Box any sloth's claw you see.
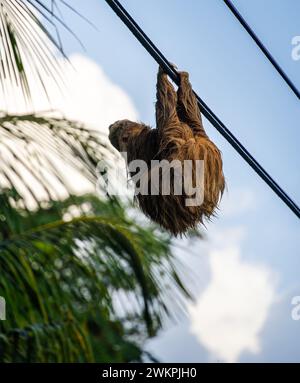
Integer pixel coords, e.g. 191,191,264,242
168,62,178,71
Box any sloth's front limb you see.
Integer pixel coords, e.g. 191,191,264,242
155,67,192,152
177,71,206,137
155,67,180,133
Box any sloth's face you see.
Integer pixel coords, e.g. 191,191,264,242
108,119,135,152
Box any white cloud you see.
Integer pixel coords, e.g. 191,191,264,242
188,189,275,363
46,54,138,130
5,53,138,132
189,245,275,362
2,54,137,201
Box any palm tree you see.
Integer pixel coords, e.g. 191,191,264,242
0,1,190,362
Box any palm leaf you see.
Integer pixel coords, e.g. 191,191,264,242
0,0,86,104
0,191,190,362
0,112,113,207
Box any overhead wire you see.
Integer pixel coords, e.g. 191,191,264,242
223,0,300,100
105,0,300,219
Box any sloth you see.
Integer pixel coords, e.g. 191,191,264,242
109,66,225,235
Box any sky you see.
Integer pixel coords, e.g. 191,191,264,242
17,0,300,362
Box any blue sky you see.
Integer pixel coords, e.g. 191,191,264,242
50,0,300,362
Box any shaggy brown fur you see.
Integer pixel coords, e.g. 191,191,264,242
109,67,225,235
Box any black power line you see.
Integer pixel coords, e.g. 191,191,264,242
224,0,300,100
105,0,300,220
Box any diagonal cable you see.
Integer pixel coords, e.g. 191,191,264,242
224,0,300,100
105,0,300,220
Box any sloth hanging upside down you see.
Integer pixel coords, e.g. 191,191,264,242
109,66,225,236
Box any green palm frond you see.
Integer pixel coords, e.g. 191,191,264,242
0,112,113,207
0,0,85,104
0,113,192,362
0,191,190,362
0,2,194,362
